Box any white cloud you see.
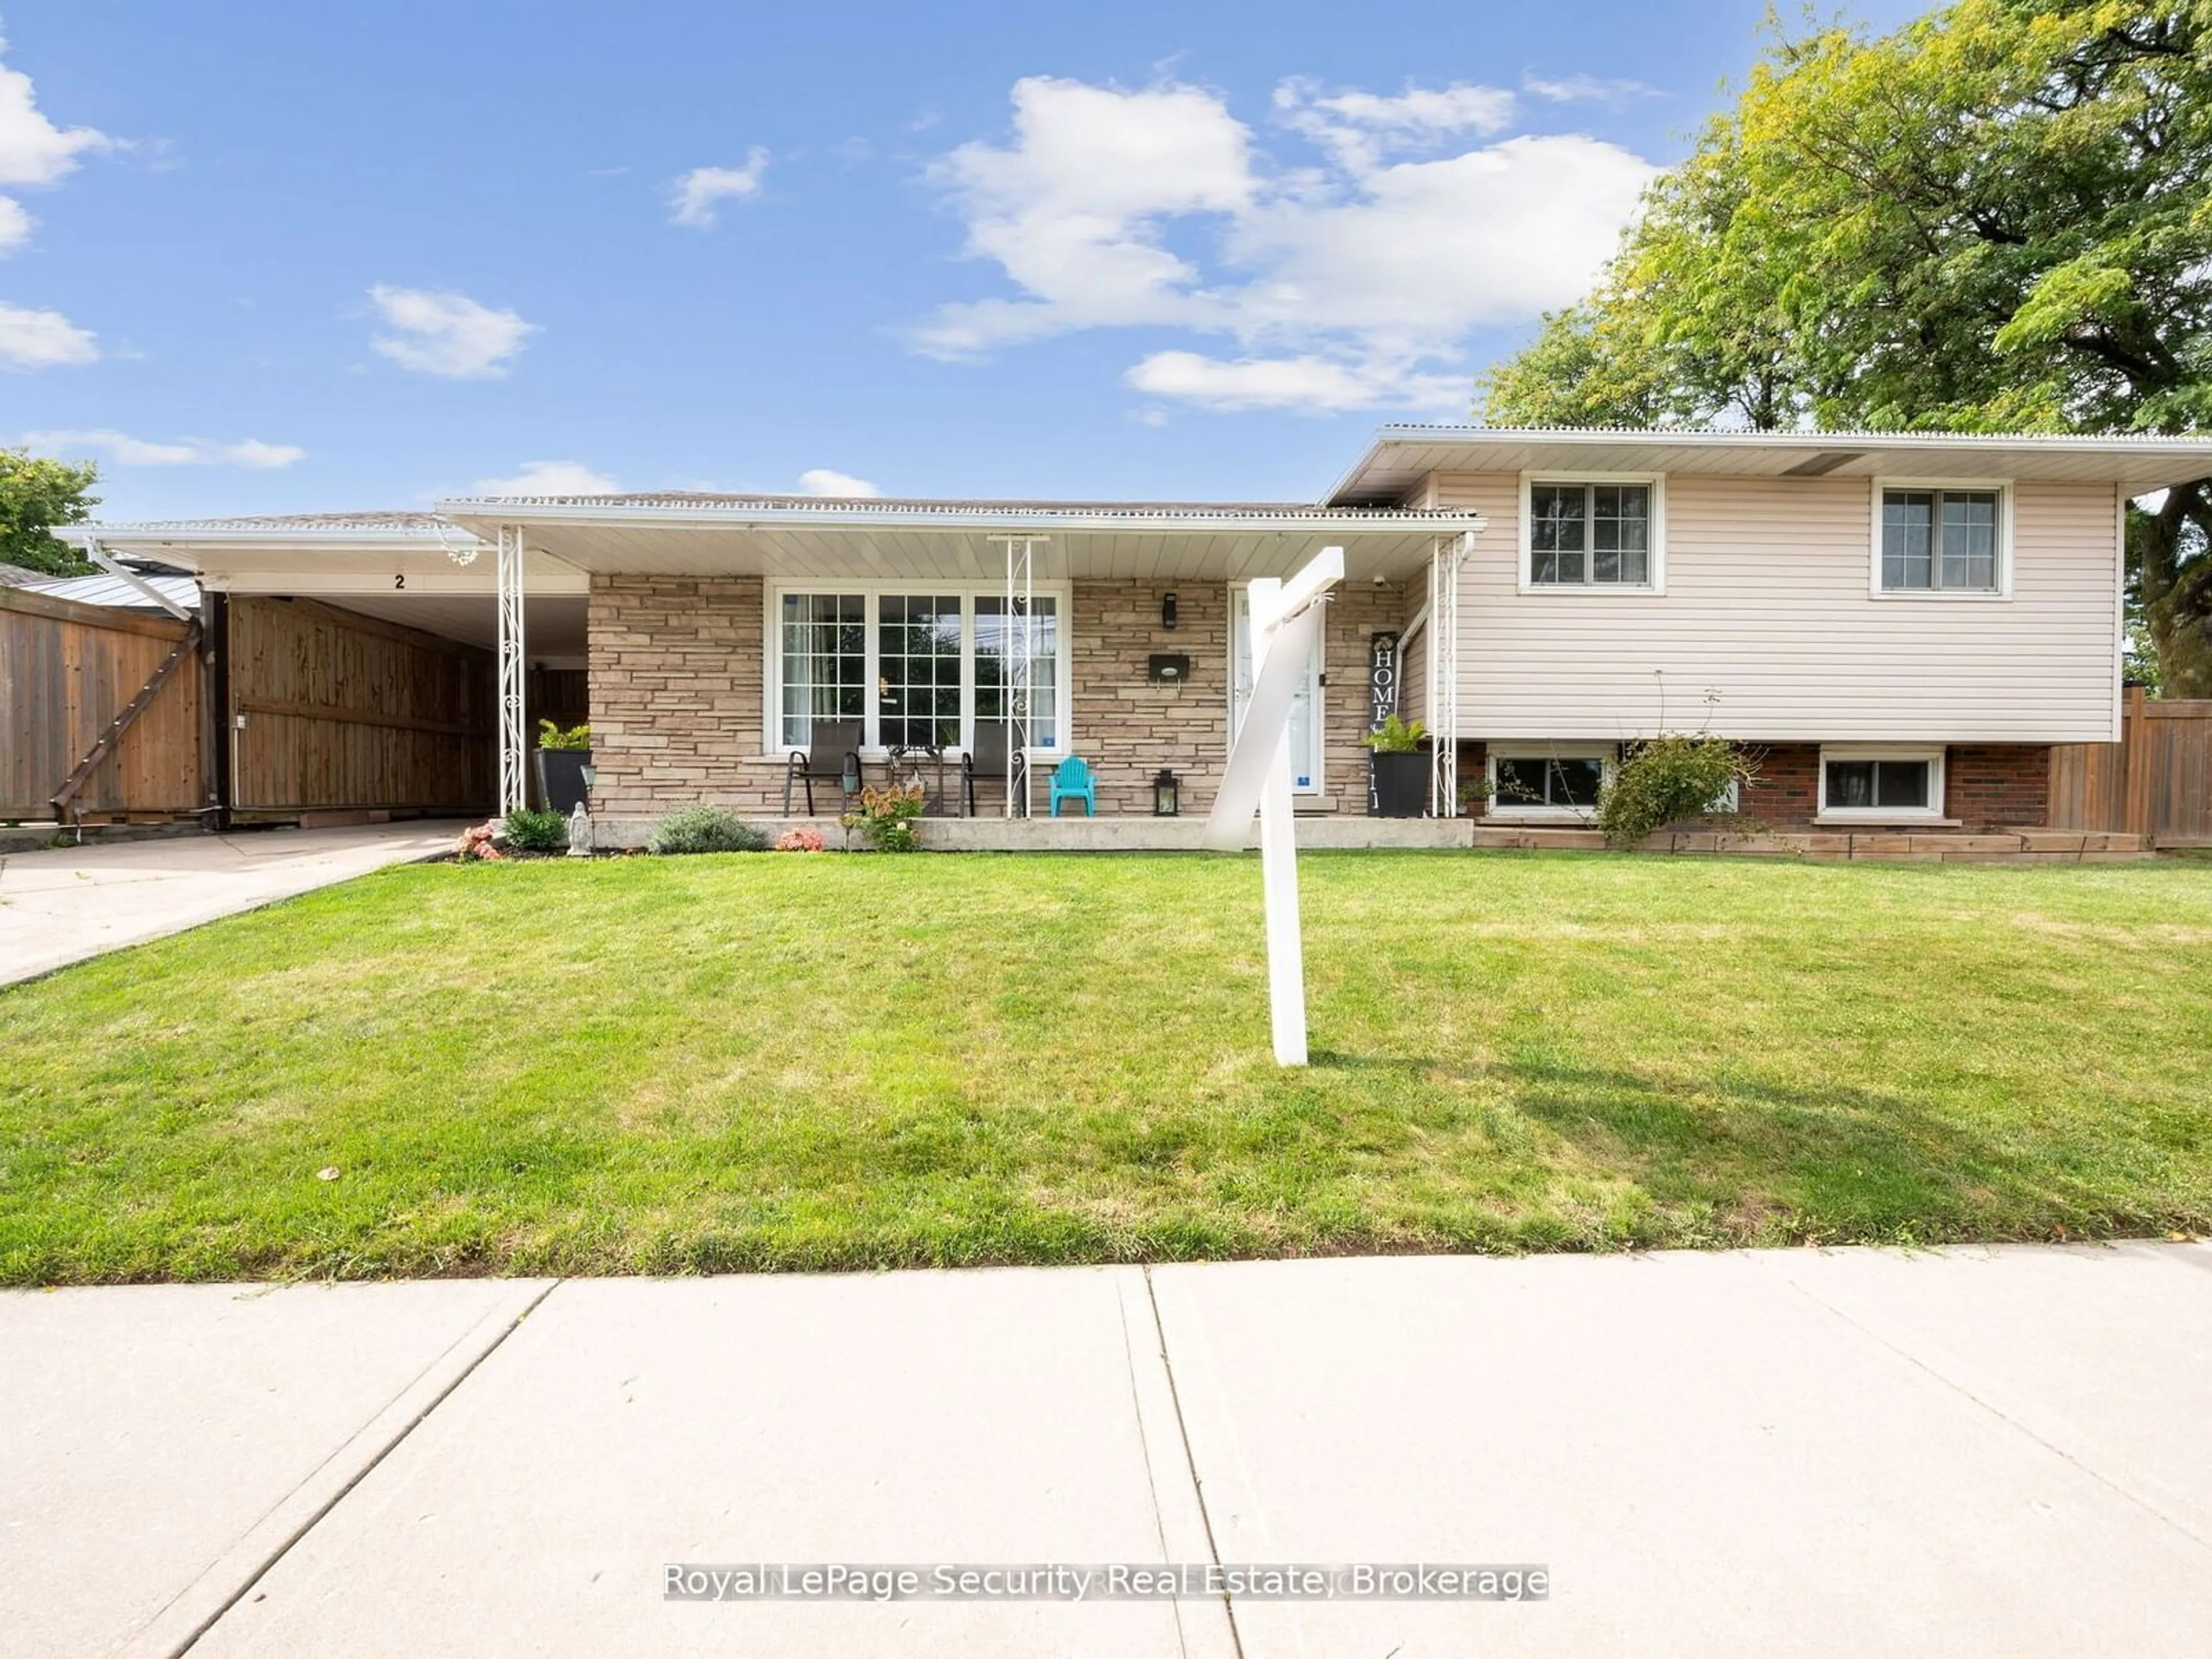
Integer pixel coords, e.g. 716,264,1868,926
1522,72,1662,105
1125,351,1463,414
470,459,619,496
669,148,769,228
914,77,1255,357
18,428,304,467
914,75,1656,414
797,467,880,497
0,194,28,255
0,300,96,368
0,33,115,187
368,285,537,379
1274,77,1516,172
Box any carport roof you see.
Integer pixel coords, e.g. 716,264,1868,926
75,495,1486,585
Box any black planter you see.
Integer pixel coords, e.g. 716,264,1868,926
533,748,592,815
1368,750,1429,817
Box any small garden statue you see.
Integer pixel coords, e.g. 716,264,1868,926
566,801,594,858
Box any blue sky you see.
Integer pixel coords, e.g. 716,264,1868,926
3,0,1929,521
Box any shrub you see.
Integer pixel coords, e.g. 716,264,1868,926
1597,735,1756,847
774,827,827,853
503,807,571,851
648,805,771,854
537,719,591,751
842,782,925,852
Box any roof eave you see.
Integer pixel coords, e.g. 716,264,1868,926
435,499,1487,536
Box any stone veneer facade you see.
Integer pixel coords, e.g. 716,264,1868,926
588,571,1424,827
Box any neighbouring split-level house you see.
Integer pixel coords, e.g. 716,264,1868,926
67,426,2212,847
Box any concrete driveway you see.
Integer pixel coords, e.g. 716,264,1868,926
0,821,467,985
3,1244,2207,1658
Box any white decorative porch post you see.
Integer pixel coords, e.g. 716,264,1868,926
497,524,528,819
990,535,1043,817
1205,546,1344,1066
1429,531,1471,816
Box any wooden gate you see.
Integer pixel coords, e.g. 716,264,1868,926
0,587,207,822
2048,687,2212,846
225,596,495,819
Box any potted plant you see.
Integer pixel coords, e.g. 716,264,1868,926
533,719,593,815
1362,713,1430,817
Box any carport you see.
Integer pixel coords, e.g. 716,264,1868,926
57,514,588,826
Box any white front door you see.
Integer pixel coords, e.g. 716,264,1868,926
1230,585,1323,794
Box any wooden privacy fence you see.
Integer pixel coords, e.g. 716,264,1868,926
0,586,207,822
225,596,494,819
2048,687,2212,846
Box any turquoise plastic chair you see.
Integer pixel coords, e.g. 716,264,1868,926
1048,755,1097,817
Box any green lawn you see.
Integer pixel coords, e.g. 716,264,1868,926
4,851,2209,1282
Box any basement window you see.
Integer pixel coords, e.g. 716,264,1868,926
1487,747,1613,819
1818,745,1946,819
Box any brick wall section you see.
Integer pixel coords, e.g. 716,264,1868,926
1740,743,1820,829
1947,744,2051,828
588,574,785,817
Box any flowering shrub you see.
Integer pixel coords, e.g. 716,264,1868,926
774,827,827,853
842,782,925,852
455,821,505,861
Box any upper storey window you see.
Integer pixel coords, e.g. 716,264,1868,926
1525,478,1660,589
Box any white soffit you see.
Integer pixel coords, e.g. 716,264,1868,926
1327,426,2212,504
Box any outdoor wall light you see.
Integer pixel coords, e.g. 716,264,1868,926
1161,592,1179,630
579,763,598,794
1154,768,1180,817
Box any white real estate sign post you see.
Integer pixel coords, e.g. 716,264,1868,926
1204,546,1344,1067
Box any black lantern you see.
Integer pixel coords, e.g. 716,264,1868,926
1153,768,1179,817
1161,592,1179,630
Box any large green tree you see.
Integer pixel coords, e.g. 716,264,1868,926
1480,1,2212,694
1,448,100,577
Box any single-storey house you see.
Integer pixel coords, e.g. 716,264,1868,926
67,426,2212,846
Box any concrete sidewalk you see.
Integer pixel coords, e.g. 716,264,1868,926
3,1245,2207,1658
0,821,467,985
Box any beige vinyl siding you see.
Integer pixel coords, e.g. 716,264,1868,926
1399,624,1427,727
1430,472,2122,744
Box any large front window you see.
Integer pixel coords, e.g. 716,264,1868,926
877,594,963,749
773,586,1065,753
975,594,1060,750
778,593,865,747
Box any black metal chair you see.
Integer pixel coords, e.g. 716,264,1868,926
961,721,1028,817
783,718,863,815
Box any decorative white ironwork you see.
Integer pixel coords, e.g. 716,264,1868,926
1428,531,1471,816
496,525,528,819
990,535,1044,818
432,517,482,567
1204,546,1344,1067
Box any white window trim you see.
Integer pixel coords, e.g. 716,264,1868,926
1868,477,2013,601
1816,743,1948,821
1228,582,1325,797
1485,744,1616,823
763,579,1075,759
1518,471,1666,596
